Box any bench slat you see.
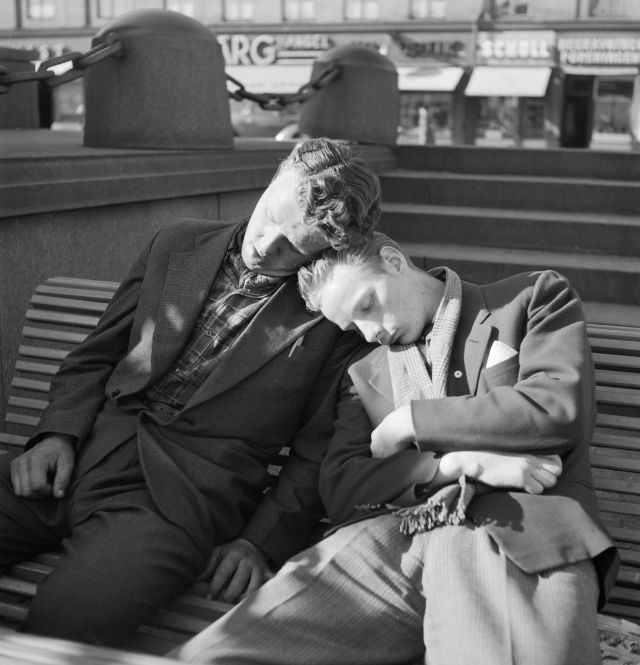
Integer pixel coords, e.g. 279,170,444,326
15,360,60,377
25,309,101,328
22,326,87,344
596,385,640,407
596,369,640,389
36,284,118,302
593,426,640,451
597,412,640,432
30,295,110,314
18,346,68,362
46,276,120,291
11,378,51,393
8,397,48,411
0,433,28,447
591,451,640,474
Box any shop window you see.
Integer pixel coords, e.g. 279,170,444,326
284,0,315,21
588,0,631,18
97,0,132,19
167,1,195,17
344,0,379,20
398,92,453,144
482,0,528,19
26,0,55,20
409,0,446,19
595,78,633,134
224,0,254,21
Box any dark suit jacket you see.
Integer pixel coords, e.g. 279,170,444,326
32,220,359,566
319,270,618,606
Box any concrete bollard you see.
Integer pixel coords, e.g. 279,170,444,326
298,45,399,145
83,9,233,150
0,47,39,129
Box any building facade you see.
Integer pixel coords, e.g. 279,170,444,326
2,0,640,148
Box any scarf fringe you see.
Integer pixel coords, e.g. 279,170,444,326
392,475,476,536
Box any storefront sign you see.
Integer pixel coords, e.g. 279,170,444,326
558,33,640,66
217,33,333,66
389,33,466,61
476,31,556,65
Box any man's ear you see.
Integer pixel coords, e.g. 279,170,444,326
379,245,407,273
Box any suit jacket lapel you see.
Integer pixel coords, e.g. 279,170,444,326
348,347,396,425
457,282,492,395
185,277,322,408
149,225,235,384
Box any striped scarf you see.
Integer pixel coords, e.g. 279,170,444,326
385,267,475,535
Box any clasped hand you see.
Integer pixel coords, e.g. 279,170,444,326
370,405,416,458
200,537,273,604
10,434,75,499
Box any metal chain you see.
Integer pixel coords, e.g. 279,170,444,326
226,63,341,111
0,35,339,110
0,33,124,93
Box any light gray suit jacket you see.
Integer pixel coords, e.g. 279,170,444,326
320,270,618,606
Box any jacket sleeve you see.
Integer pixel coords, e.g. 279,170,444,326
28,239,153,450
239,332,367,566
412,270,595,454
318,371,442,525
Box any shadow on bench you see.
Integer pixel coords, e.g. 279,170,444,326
1,277,640,656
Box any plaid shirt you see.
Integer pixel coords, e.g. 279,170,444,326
144,227,284,414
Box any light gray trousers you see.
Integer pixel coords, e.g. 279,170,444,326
177,514,601,665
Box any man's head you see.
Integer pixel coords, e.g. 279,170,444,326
241,138,381,277
298,232,443,345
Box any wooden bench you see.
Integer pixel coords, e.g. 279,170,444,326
1,277,640,656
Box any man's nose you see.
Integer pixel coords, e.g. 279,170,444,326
361,325,382,344
256,228,283,257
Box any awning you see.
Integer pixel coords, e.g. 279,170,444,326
562,65,638,77
226,64,313,94
397,66,464,92
465,66,552,97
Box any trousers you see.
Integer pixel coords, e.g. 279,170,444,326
178,513,601,665
0,442,205,647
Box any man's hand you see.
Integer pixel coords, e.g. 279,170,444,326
10,434,75,499
439,451,563,494
200,538,274,604
370,405,417,458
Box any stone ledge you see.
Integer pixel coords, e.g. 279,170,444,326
0,131,396,219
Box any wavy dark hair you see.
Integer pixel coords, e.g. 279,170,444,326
276,138,381,250
297,232,407,312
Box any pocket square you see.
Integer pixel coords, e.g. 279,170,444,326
487,340,518,368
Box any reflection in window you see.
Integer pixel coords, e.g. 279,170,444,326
344,0,379,20
224,0,254,20
409,0,446,19
588,0,633,18
481,0,528,19
168,1,195,17
27,0,55,20
284,0,315,20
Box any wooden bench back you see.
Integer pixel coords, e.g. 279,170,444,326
1,277,640,639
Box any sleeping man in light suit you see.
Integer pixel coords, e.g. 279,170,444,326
178,232,619,665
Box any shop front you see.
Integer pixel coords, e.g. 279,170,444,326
381,31,472,145
556,33,640,150
464,31,556,148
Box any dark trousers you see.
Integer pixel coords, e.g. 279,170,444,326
0,441,206,647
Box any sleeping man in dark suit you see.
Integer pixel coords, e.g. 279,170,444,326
0,138,384,647
178,232,619,665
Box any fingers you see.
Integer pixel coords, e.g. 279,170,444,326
11,452,52,498
524,466,561,494
206,552,235,599
52,454,73,499
537,454,562,476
